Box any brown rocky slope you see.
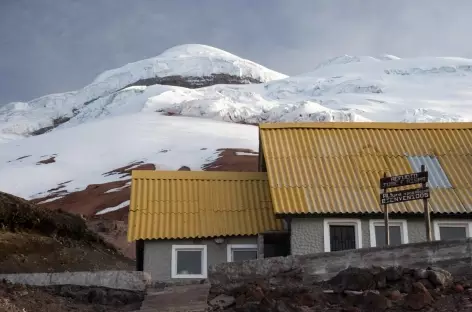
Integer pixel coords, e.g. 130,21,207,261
0,191,134,274
209,266,472,312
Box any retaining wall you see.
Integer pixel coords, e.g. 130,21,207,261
209,238,472,286
0,270,151,291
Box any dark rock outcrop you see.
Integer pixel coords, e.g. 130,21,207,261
123,73,262,90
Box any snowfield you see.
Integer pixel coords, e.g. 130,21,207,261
0,113,258,199
1,43,472,201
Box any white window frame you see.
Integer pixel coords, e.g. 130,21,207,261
226,244,258,262
171,245,207,279
432,220,472,241
368,219,409,247
323,218,362,252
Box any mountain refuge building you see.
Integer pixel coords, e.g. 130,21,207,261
128,122,472,281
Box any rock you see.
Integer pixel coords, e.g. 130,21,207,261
259,297,277,312
404,282,433,310
418,278,435,290
234,293,246,307
307,286,325,303
387,289,402,301
397,275,415,293
361,291,392,311
274,300,294,312
427,267,453,288
237,301,259,312
297,306,313,312
344,290,364,295
295,292,315,307
327,267,376,292
247,285,265,301
342,308,361,312
455,284,465,293
385,266,404,282
414,268,429,280
209,294,236,309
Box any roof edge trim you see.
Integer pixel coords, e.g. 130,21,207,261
131,170,268,180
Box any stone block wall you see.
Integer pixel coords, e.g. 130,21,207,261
209,238,472,286
0,271,151,291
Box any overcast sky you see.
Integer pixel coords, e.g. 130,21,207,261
1,0,472,104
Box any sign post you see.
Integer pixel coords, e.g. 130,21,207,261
381,173,389,246
421,165,432,241
379,168,431,246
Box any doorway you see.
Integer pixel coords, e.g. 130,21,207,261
262,231,290,258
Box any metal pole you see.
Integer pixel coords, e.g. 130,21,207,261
382,172,390,246
422,165,432,241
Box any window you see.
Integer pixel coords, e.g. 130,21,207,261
227,244,258,262
323,219,362,252
171,245,207,279
369,220,409,247
433,221,472,241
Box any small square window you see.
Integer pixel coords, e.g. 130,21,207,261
171,245,207,279
369,220,408,247
375,225,402,247
433,221,471,241
439,227,466,240
227,244,258,262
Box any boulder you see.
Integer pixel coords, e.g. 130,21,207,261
413,268,429,280
209,294,236,309
427,267,453,288
418,278,435,290
455,284,465,293
387,289,402,301
361,291,392,311
327,267,376,292
404,282,433,310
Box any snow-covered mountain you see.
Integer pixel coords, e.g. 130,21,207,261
0,44,286,142
2,43,472,211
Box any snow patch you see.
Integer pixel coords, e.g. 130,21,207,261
37,196,64,204
96,200,130,215
235,151,258,156
105,182,131,193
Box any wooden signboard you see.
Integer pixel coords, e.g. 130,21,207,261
380,165,431,246
380,171,428,189
380,187,430,205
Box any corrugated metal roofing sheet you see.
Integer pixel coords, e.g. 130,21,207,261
127,170,283,241
259,122,472,215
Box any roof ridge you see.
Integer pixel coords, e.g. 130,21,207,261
259,122,472,130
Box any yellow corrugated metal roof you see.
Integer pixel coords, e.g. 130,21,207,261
127,170,283,241
260,122,472,215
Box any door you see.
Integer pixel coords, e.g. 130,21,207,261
329,225,356,251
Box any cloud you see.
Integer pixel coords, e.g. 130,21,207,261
1,0,472,103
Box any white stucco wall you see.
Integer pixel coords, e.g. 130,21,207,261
290,217,428,256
